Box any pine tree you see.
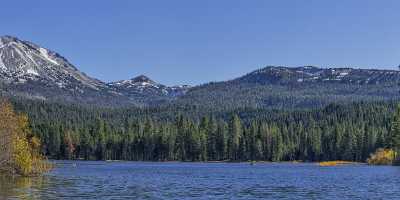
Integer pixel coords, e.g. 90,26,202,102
228,114,242,161
49,128,61,159
271,125,283,162
94,119,107,160
216,120,228,160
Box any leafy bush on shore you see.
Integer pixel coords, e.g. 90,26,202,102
367,149,395,165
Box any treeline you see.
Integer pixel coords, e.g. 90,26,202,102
9,98,397,162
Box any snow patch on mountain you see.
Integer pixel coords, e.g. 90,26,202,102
26,68,39,76
108,75,191,98
0,52,6,70
39,47,59,65
241,66,400,86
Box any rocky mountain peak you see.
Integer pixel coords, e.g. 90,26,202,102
0,36,193,105
131,75,156,84
0,35,103,90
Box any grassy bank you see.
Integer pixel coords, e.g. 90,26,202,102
318,161,360,167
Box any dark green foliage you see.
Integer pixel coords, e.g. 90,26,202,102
9,98,396,162
390,104,400,164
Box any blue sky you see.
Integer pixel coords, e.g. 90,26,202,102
1,0,399,85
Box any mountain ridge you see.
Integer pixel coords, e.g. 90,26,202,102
0,35,399,108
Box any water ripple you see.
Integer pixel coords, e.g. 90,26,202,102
1,162,400,199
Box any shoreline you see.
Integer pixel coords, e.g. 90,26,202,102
50,159,367,165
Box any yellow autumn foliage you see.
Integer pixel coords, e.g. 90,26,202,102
367,148,395,165
319,161,357,167
0,99,52,176
13,136,33,176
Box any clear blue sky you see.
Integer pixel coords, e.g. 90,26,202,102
1,0,399,86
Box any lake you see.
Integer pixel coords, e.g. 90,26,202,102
1,161,400,199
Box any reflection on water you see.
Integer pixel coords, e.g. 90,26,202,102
1,161,400,199
0,174,50,199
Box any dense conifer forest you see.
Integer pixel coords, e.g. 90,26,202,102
8,98,399,162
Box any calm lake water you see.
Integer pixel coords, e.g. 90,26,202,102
1,161,400,199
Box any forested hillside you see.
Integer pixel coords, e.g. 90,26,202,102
176,66,400,110
10,98,397,162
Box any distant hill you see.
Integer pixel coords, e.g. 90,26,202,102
175,66,400,109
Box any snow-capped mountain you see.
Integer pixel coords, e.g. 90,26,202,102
108,75,190,98
0,36,190,106
0,35,104,90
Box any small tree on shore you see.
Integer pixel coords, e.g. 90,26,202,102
0,99,52,176
0,100,18,170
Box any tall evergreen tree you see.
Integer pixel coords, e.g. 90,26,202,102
228,114,242,161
